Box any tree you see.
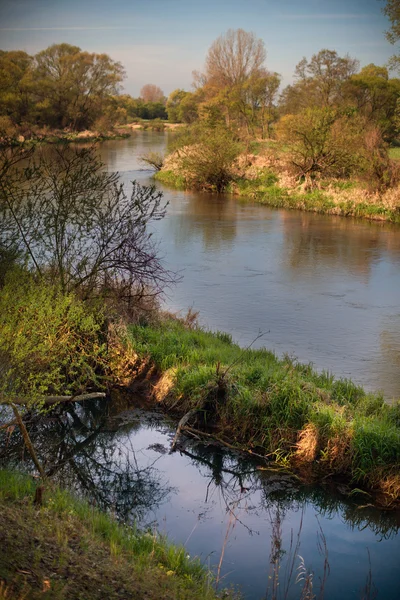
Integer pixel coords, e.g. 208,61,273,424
383,0,400,70
31,44,125,130
0,50,33,124
280,50,359,113
166,89,201,123
236,69,281,137
0,144,174,300
140,83,165,104
173,124,243,192
202,29,266,91
276,107,365,184
343,64,400,139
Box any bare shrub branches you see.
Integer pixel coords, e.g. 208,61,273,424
0,144,175,299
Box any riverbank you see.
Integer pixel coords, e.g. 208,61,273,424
128,317,400,508
0,469,226,600
0,128,131,147
155,166,400,224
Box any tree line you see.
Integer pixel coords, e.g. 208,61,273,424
1,0,399,140
0,44,168,135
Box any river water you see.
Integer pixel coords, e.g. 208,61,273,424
99,132,400,401
2,398,400,600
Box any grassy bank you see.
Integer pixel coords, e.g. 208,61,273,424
0,469,225,600
129,318,400,508
155,169,400,224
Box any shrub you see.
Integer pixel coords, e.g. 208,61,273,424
0,269,107,408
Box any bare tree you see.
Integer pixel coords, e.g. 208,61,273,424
203,28,267,90
140,83,165,103
0,144,175,300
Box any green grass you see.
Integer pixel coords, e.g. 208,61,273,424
154,169,187,189
229,178,400,224
129,318,400,506
0,469,226,600
389,146,400,161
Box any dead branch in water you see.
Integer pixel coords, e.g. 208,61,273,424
169,409,199,452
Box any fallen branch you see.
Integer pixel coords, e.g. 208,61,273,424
11,403,46,479
170,409,199,452
183,425,289,469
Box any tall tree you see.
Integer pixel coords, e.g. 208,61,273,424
280,50,359,114
343,64,400,139
201,28,266,91
0,50,33,124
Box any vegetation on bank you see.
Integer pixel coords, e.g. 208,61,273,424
155,166,400,223
0,470,223,600
128,317,400,508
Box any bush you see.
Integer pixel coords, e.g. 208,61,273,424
173,124,243,192
276,108,365,185
0,269,106,408
0,144,174,300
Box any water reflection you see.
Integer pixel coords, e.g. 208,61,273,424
1,398,400,599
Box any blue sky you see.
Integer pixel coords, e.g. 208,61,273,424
0,0,395,96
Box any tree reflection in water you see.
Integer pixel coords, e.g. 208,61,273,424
0,399,173,524
1,397,399,541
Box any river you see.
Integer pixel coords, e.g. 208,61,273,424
99,131,400,401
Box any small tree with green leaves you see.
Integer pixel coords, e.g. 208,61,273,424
276,107,365,185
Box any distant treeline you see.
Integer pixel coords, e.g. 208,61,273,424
1,9,399,142
0,44,167,135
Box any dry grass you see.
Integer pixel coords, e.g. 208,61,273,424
375,472,400,507
152,368,177,403
296,424,319,463
323,429,353,474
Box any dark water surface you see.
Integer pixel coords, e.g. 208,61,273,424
2,399,400,600
99,132,400,400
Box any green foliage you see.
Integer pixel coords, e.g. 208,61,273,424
172,124,243,192
0,270,106,407
276,107,366,182
344,64,400,141
389,145,400,159
166,89,200,124
0,44,125,132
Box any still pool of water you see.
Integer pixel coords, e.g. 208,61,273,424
99,132,400,400
2,399,399,600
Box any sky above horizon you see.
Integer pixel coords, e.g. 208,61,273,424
0,0,395,97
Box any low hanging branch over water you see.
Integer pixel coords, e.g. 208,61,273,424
1,392,106,407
